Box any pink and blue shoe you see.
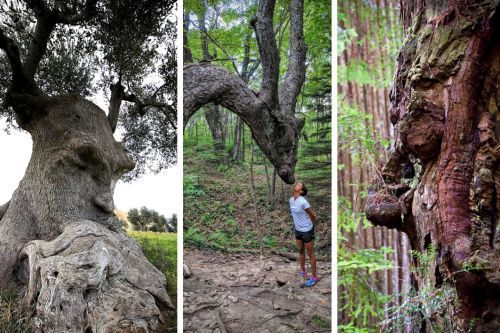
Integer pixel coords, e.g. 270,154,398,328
299,271,309,279
305,276,319,287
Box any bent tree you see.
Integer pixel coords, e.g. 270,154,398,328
184,0,307,184
0,0,176,331
366,0,499,331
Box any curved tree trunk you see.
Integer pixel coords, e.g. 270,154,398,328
183,0,307,184
366,1,499,331
0,95,174,332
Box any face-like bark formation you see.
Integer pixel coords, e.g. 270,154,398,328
365,1,499,331
0,95,173,332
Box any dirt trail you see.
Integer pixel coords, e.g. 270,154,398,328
183,249,332,332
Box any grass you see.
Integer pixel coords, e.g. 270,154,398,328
0,288,32,333
312,314,331,329
128,231,177,330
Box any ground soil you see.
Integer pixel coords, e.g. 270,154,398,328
183,249,332,333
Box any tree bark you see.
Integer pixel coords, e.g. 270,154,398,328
365,1,500,330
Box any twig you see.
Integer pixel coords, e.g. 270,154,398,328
238,296,272,313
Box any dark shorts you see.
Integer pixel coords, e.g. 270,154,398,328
295,227,314,243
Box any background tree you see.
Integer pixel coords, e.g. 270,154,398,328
169,213,177,233
337,0,410,330
0,0,176,330
127,207,141,230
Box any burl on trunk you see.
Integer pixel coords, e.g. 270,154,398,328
365,1,499,331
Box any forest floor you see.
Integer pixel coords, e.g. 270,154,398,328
183,249,332,333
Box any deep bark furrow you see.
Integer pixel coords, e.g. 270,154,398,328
437,32,492,262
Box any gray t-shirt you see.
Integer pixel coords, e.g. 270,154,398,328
289,196,313,232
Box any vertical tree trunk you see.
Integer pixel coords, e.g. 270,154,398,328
366,1,500,331
231,117,243,162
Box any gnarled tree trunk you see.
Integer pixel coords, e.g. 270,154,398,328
0,95,174,332
1,2,175,331
366,1,499,331
183,0,307,184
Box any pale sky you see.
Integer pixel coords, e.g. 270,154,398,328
0,115,180,218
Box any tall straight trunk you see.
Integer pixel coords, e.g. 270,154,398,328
231,117,243,161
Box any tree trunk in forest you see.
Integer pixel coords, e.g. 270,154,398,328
366,1,500,331
204,104,227,161
183,0,307,184
0,95,174,332
231,117,243,162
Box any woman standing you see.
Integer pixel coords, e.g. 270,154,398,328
289,182,318,287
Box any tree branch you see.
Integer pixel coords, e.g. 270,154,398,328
190,20,240,76
23,0,98,80
250,0,279,109
0,28,41,96
184,63,303,184
107,80,125,133
107,81,177,132
24,16,56,79
278,0,307,115
183,64,264,123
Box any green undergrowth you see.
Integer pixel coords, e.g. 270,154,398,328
129,231,177,329
184,142,331,256
0,288,32,333
312,314,332,329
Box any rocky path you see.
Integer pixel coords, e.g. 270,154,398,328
183,249,332,332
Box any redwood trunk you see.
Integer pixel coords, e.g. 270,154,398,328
365,1,500,331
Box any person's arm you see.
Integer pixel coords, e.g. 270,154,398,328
305,207,317,224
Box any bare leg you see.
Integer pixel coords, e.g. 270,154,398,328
305,240,316,277
296,239,306,272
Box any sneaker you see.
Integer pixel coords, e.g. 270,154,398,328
305,276,319,287
299,271,308,279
